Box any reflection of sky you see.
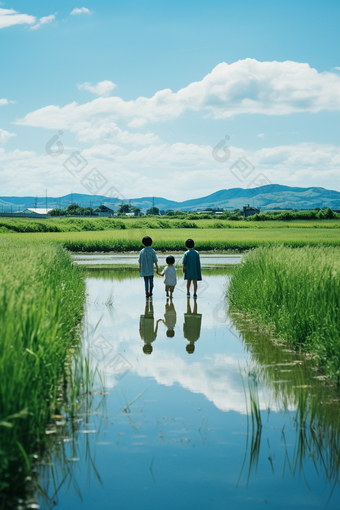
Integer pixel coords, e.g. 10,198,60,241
41,265,340,510
83,272,273,413
73,253,243,267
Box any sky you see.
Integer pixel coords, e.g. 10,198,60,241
0,0,340,201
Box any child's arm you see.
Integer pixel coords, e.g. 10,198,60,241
155,262,160,274
139,263,142,273
182,263,185,274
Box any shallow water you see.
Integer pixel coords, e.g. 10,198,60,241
72,253,242,267
37,256,340,509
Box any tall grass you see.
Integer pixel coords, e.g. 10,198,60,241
1,228,339,253
233,314,340,490
0,240,86,504
1,216,340,234
228,246,340,380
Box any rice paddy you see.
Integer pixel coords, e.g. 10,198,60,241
0,226,339,252
228,246,340,380
0,240,86,505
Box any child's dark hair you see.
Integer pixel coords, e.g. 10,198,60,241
166,255,175,265
166,330,175,338
185,238,194,249
142,236,152,247
143,344,153,354
186,344,195,354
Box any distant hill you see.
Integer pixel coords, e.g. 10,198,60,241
1,185,340,213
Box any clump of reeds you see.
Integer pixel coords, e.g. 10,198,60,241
0,240,86,503
228,246,340,380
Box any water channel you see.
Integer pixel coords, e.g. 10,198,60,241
36,254,340,509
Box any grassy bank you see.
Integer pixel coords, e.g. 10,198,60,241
0,240,86,502
228,246,340,381
0,227,339,252
1,216,340,234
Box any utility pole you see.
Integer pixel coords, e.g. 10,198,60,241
152,196,155,214
46,189,48,215
35,196,38,209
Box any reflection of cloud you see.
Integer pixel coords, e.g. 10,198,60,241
82,276,291,415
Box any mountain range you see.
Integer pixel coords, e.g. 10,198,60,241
1,185,340,212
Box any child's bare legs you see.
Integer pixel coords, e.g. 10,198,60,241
186,280,197,296
166,285,174,298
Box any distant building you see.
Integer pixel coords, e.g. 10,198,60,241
97,205,116,217
241,204,260,217
21,208,53,216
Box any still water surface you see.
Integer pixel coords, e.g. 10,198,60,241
38,255,340,509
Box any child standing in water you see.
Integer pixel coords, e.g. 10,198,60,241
139,236,159,298
182,238,202,298
160,255,177,298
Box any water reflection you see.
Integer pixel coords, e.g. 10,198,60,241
232,312,340,502
34,265,340,510
139,300,162,354
183,298,202,354
163,298,177,338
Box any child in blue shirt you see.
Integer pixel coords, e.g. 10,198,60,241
182,238,202,299
139,236,159,298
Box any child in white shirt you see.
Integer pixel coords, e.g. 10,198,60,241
159,256,177,298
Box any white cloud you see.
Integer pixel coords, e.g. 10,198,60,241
0,8,35,29
1,141,339,198
0,99,8,106
257,133,264,138
0,129,16,145
16,59,340,129
70,7,91,15
74,121,159,145
31,13,56,30
77,80,116,97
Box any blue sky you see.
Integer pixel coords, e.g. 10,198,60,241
0,0,340,200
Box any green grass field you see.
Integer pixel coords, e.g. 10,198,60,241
0,240,86,500
228,246,340,380
1,216,340,234
1,226,339,251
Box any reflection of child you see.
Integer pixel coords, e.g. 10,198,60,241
182,239,202,299
160,256,177,298
183,299,202,354
163,299,177,337
139,300,162,354
139,236,159,298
